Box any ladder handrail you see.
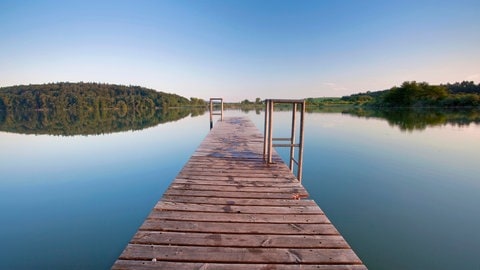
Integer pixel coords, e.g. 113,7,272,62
209,98,224,129
263,99,305,181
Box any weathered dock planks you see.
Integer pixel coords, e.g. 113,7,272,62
112,117,367,270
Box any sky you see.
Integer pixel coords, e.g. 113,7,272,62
1,0,479,101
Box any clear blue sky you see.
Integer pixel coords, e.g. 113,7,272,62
1,0,479,101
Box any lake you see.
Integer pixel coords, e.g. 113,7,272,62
0,107,479,269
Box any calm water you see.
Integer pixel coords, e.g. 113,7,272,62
0,108,479,269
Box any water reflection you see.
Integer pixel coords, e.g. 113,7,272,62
2,105,479,135
309,107,480,131
0,107,207,136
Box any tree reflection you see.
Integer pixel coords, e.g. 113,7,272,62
342,107,480,131
0,106,207,136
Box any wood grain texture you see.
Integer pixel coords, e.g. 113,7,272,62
119,244,363,264
130,232,349,248
111,117,367,269
113,260,368,270
160,196,318,206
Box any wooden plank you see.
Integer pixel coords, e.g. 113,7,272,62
119,244,363,264
139,220,340,235
164,189,306,199
180,167,287,173
113,260,368,270
153,201,322,214
168,183,308,195
176,175,297,181
181,164,288,171
180,164,290,171
173,178,303,187
131,231,348,248
182,161,286,169
147,210,329,223
178,171,290,178
161,196,317,206
185,161,285,168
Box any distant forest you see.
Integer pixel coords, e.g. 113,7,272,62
0,82,206,113
340,81,480,107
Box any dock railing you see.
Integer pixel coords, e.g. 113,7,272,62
263,99,305,181
209,98,224,129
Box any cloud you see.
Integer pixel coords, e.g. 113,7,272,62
308,82,352,97
322,82,347,91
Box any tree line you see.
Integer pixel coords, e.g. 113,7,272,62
0,82,206,113
341,81,480,107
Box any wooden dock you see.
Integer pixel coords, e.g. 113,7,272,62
112,117,367,270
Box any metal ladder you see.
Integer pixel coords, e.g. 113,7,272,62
209,98,224,129
263,99,305,181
